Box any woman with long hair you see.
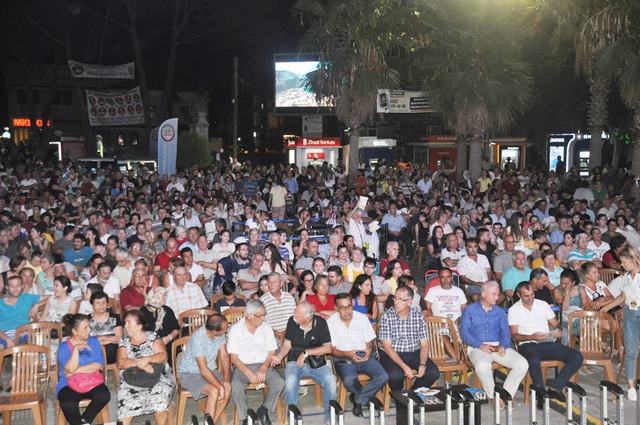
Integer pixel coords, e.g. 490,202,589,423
383,259,404,294
602,247,640,401
350,274,378,322
426,225,446,270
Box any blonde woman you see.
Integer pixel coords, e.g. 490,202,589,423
602,247,640,401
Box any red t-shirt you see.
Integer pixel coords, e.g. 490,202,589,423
306,294,336,313
120,286,146,311
154,250,179,270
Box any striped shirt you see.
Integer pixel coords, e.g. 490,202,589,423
260,291,296,333
166,282,208,316
567,249,598,266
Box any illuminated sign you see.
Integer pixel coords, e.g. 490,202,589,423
12,118,52,128
295,137,341,147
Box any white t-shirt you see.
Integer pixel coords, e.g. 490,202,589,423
327,311,376,351
587,240,610,260
440,248,466,268
187,263,205,280
87,276,121,298
425,285,467,321
227,319,278,364
507,299,555,338
456,254,490,282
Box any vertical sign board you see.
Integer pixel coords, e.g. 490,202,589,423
157,118,178,176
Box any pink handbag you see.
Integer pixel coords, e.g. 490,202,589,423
65,340,105,394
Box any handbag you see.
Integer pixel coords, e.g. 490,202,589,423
65,340,105,394
122,362,164,388
305,354,326,369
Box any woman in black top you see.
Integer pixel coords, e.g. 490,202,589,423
89,291,123,364
426,225,446,270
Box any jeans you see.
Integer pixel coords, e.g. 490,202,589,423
284,361,337,420
624,307,640,381
518,342,583,391
58,383,111,425
334,356,389,405
379,350,439,391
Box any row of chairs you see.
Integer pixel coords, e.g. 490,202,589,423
0,306,628,425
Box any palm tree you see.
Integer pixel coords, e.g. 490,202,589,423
548,0,613,170
588,1,640,196
415,0,534,181
294,0,423,187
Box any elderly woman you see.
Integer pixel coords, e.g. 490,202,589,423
120,267,158,311
139,287,179,356
56,313,111,425
89,291,123,365
117,309,175,425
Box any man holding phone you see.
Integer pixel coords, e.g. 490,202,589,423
328,293,389,417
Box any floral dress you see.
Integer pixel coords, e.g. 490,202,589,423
117,332,175,419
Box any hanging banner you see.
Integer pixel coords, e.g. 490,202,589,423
68,60,135,79
376,89,432,113
157,118,179,176
86,87,145,126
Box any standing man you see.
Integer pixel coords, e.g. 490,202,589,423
272,302,336,424
460,282,528,403
378,286,439,391
228,300,284,425
177,314,232,423
509,282,583,407
328,293,389,417
269,179,288,221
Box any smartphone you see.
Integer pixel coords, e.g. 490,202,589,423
355,351,366,357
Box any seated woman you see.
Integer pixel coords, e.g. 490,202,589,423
121,268,157,312
251,275,269,300
213,280,246,313
350,274,378,323
296,270,316,303
89,291,123,365
554,269,582,345
139,287,179,358
56,313,111,425
43,275,78,323
117,309,176,425
305,275,336,319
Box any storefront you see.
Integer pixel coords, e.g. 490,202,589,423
286,136,341,168
424,135,457,171
358,137,397,166
548,132,609,176
489,137,531,172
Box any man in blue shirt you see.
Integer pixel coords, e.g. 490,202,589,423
381,202,413,259
0,275,47,347
460,281,528,403
63,233,94,270
501,251,532,299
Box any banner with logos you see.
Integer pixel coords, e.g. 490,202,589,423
68,60,135,79
85,87,144,126
288,137,341,148
376,89,432,113
157,118,179,176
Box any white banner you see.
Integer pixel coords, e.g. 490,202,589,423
376,89,432,113
68,60,135,79
86,87,145,126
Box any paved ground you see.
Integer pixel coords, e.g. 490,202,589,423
2,255,638,424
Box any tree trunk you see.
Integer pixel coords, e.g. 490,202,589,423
455,135,467,181
348,129,361,188
125,0,152,151
630,109,640,200
469,134,483,181
588,77,609,170
157,0,181,122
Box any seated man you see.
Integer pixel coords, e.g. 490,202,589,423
0,276,47,347
177,314,232,423
328,293,389,417
260,272,296,341
327,265,352,295
460,281,528,403
228,300,284,425
501,251,532,300
440,233,466,271
165,266,208,318
456,238,492,299
272,302,336,423
508,282,583,407
236,253,265,297
378,286,439,391
567,233,602,270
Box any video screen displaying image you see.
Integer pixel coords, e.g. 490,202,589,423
275,61,332,108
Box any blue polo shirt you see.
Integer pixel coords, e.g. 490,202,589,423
460,301,511,349
64,246,94,268
501,266,532,293
0,293,40,332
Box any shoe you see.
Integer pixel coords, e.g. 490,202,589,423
242,420,249,425
547,388,566,403
256,406,272,425
536,397,544,411
349,393,363,417
627,387,638,402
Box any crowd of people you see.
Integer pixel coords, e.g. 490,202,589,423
1,157,640,425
